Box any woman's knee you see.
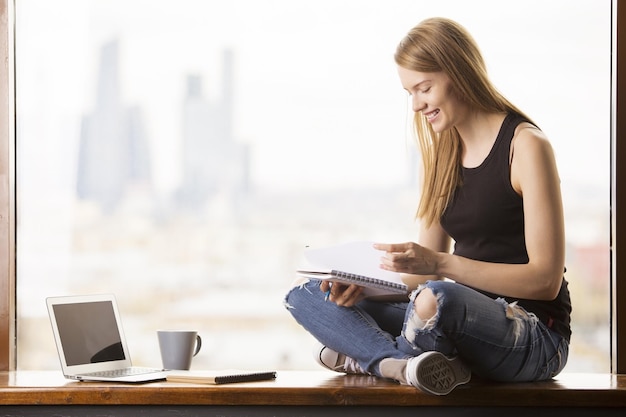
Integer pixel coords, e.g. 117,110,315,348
410,280,466,325
414,288,437,321
283,278,321,310
416,280,469,314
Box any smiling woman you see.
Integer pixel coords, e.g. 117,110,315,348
9,0,611,374
285,16,572,395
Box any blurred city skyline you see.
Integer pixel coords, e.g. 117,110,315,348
76,39,251,213
16,0,610,194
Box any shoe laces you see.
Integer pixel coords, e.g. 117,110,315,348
342,356,367,374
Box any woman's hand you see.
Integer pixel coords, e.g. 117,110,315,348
320,280,363,307
374,242,440,276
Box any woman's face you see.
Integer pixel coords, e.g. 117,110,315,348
397,66,467,133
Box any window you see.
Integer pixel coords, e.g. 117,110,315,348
7,0,613,373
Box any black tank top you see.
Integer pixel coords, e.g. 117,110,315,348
440,113,572,340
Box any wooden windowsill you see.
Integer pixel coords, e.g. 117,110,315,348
0,371,625,407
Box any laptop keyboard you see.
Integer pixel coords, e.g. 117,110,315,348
82,367,162,378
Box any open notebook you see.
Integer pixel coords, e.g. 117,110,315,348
46,294,167,383
297,241,408,297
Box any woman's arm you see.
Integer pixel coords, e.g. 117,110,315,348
376,126,565,301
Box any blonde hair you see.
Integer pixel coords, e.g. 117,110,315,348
394,17,530,227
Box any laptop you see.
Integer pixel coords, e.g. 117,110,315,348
46,294,168,383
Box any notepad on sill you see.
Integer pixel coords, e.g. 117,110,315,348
166,370,277,385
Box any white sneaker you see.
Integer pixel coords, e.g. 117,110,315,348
405,351,471,395
314,344,369,375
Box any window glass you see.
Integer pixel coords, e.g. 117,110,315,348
16,0,610,372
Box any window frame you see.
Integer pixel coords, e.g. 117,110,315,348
611,0,626,374
0,0,16,371
0,0,623,373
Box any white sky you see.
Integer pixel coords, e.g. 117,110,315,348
16,0,610,194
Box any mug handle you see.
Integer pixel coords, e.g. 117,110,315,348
193,334,202,357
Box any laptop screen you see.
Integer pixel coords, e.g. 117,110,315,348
52,300,126,366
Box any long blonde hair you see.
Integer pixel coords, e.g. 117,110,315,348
394,17,530,227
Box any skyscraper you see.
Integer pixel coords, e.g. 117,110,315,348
76,39,152,213
178,49,250,208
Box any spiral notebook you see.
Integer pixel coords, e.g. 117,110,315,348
166,370,277,385
296,241,408,297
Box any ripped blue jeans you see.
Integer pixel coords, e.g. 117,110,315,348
284,279,568,382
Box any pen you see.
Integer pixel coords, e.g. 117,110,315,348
324,289,331,302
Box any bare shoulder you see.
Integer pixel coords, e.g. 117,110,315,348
512,122,555,157
510,122,559,194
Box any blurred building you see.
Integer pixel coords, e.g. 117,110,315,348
177,49,250,209
76,39,152,213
